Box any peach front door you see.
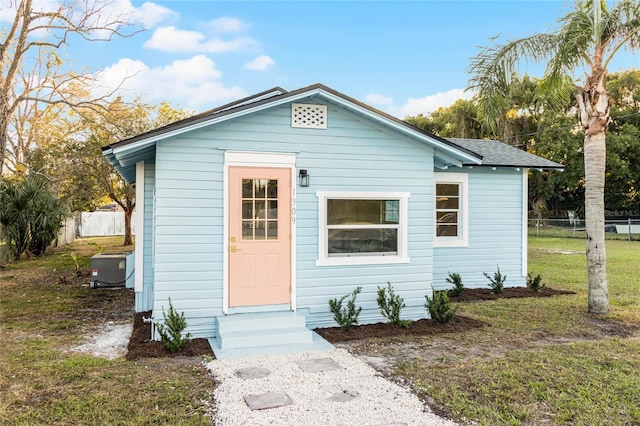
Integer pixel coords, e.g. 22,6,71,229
228,167,291,307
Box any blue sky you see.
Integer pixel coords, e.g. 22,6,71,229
7,1,640,117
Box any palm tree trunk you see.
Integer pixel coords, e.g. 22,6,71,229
583,129,609,314
577,57,610,315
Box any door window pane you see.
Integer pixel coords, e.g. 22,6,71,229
242,201,253,219
242,179,253,198
268,200,278,219
240,178,279,240
242,220,253,238
267,180,278,198
255,200,266,219
255,179,267,198
267,221,278,239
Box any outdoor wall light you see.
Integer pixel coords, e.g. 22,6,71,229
299,169,309,187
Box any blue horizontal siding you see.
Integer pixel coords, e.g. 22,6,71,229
433,169,526,291
151,101,440,337
136,160,155,313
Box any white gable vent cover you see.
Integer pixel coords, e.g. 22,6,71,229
292,103,327,129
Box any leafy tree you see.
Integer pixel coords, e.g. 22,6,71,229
1,0,138,175
406,99,486,139
28,98,192,245
0,175,66,260
467,0,640,315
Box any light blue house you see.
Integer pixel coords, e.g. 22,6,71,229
103,84,562,354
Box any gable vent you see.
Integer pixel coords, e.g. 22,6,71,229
292,103,327,129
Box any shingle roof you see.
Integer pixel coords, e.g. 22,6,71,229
447,138,564,169
102,84,563,184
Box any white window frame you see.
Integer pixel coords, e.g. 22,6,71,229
434,172,469,248
316,191,410,266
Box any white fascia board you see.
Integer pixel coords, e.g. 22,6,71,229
110,86,481,166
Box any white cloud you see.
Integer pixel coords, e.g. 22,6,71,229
245,55,275,71
144,25,256,52
96,55,246,110
206,17,249,33
395,88,473,118
365,93,394,106
130,1,176,28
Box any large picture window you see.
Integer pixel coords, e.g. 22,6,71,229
317,192,410,266
434,173,468,247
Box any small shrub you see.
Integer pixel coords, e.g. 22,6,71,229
329,286,363,329
483,266,506,294
446,272,465,296
527,273,545,292
63,252,81,277
377,282,411,328
155,298,191,352
425,289,458,324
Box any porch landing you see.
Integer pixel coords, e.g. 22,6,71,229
208,311,334,359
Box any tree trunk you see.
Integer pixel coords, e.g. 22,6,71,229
576,54,610,315
123,206,133,246
583,130,609,314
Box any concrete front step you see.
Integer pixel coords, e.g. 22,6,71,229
216,311,307,333
215,311,314,350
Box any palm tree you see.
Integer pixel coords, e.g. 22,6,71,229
468,0,640,314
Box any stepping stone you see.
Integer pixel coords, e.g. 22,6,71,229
234,366,271,379
295,357,340,372
244,391,294,410
321,384,360,402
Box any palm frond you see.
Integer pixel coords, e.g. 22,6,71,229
600,0,640,68
467,33,559,131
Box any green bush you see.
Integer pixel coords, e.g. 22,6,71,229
483,266,506,294
446,272,465,296
328,286,363,329
377,282,411,328
425,290,458,324
0,175,66,260
155,298,191,352
527,273,546,292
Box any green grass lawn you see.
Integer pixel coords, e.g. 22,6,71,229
2,236,638,425
0,237,213,425
400,237,640,425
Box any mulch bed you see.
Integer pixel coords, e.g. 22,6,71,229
126,311,214,360
125,286,574,358
448,286,575,302
315,315,486,343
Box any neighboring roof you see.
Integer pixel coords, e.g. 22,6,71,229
448,138,564,170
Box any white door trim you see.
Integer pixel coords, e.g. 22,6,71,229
223,151,297,314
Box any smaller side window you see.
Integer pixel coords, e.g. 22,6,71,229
434,173,468,247
435,183,460,237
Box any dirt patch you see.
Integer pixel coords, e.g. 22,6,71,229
126,311,214,360
316,315,485,343
448,286,575,302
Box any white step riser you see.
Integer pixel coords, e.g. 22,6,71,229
218,329,313,349
216,316,307,333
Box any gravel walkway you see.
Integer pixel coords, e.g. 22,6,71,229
206,348,457,426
